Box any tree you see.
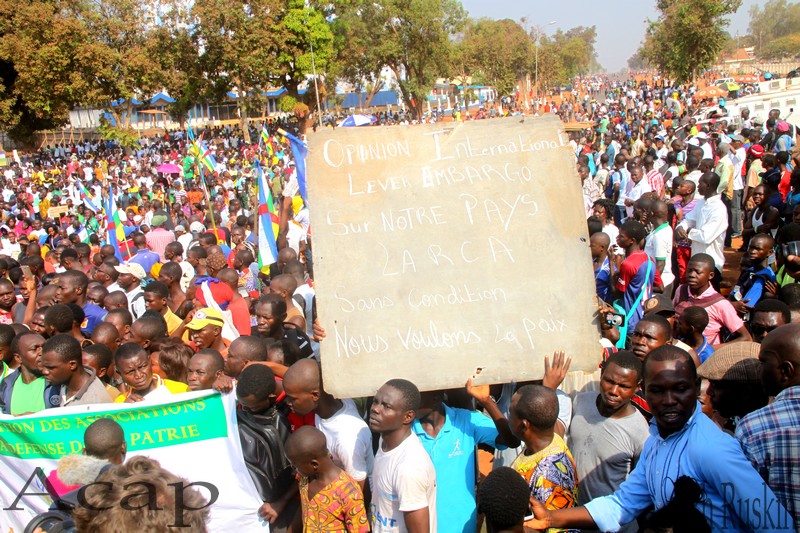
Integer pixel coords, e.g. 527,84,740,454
268,1,334,133
334,0,465,119
193,0,281,142
552,26,598,79
627,50,650,71
0,0,103,141
0,0,166,141
761,33,800,60
148,1,205,128
70,0,166,130
329,0,390,109
195,0,333,137
456,18,531,97
640,0,741,83
748,0,800,56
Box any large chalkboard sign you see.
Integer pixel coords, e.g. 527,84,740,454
308,116,600,398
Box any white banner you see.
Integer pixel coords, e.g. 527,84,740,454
0,390,267,532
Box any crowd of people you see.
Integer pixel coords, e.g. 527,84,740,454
0,73,798,533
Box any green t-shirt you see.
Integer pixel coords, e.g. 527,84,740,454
183,156,195,178
11,376,46,415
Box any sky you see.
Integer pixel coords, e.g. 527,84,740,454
459,0,764,72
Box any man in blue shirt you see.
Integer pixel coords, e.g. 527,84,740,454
590,232,613,304
525,345,794,532
412,379,519,533
127,233,160,278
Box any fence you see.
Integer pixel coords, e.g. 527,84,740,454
0,128,108,152
718,60,798,77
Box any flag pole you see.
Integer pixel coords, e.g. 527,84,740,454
104,185,132,260
253,158,261,269
198,164,219,238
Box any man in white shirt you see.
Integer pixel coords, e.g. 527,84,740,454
370,379,436,533
695,132,714,160
282,360,374,491
1,231,21,258
676,172,728,280
623,163,651,220
729,135,747,239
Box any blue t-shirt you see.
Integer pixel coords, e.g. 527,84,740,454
81,302,108,337
595,257,613,304
412,404,504,533
697,339,714,364
129,249,160,278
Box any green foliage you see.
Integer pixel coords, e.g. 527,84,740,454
748,0,800,58
641,0,741,83
454,18,530,96
148,2,205,126
97,116,140,149
194,0,334,135
531,26,597,88
332,0,466,118
278,95,299,113
627,50,650,71
761,33,800,59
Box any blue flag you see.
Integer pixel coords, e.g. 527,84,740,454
280,130,309,203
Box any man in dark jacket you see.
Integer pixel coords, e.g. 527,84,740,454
0,331,60,414
236,364,297,532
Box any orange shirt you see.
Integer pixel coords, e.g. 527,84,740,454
187,191,203,206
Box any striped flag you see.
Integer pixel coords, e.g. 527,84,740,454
0,151,7,167
187,125,217,173
76,180,101,213
279,129,309,203
255,160,279,269
103,191,124,261
261,125,270,145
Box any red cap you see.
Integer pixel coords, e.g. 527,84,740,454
749,145,764,158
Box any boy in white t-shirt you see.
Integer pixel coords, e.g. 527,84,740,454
644,200,675,291
369,379,436,533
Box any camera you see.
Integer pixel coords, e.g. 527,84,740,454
605,312,625,327
781,240,800,258
25,511,76,533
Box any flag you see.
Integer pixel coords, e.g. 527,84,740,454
103,190,124,261
260,126,275,156
279,129,309,203
77,180,101,213
255,160,279,269
0,151,7,167
187,124,217,173
191,134,217,174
